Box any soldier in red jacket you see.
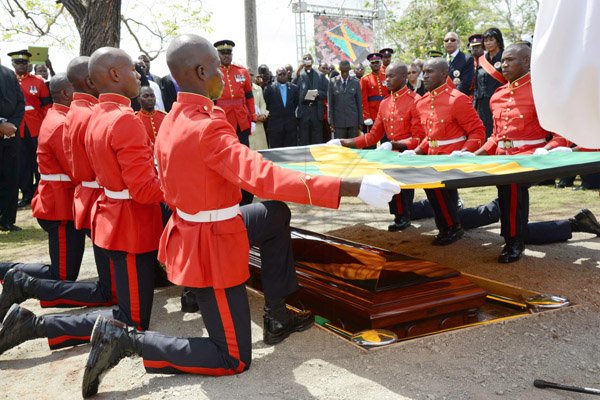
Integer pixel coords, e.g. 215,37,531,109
8,49,52,207
0,61,119,324
413,57,485,245
329,62,428,231
136,85,166,146
214,39,256,206
460,43,600,262
78,34,400,396
360,53,389,133
0,48,163,358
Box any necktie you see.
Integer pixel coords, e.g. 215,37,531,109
342,79,346,90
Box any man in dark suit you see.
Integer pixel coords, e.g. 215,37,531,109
160,74,179,112
444,32,474,96
295,53,328,145
264,67,299,148
327,60,362,139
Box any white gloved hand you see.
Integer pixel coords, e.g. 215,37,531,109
450,150,463,157
377,142,393,151
533,147,549,155
326,139,342,146
548,146,573,153
358,175,401,208
364,118,374,126
399,150,416,156
250,122,256,133
450,150,476,157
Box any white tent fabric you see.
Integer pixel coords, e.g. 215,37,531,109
532,0,600,148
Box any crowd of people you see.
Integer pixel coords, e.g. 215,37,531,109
0,26,599,397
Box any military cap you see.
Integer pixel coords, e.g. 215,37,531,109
379,48,394,56
7,49,32,61
468,34,484,47
214,40,235,52
366,52,383,62
426,50,444,58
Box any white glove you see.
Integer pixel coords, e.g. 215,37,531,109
533,147,549,155
364,118,374,126
399,150,416,156
358,175,401,208
250,122,256,133
549,146,573,153
326,139,342,146
377,142,393,151
450,150,476,157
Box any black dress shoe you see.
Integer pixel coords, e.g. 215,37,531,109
432,225,464,246
82,316,143,398
555,179,573,189
388,216,411,232
570,209,600,236
0,269,38,321
0,304,46,355
498,240,524,263
263,305,313,345
0,223,21,232
573,186,586,191
180,288,200,313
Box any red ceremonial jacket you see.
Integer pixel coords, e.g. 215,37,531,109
136,109,166,146
85,93,164,253
360,71,389,121
17,73,52,138
63,92,102,230
215,64,256,132
31,104,75,221
154,92,341,289
481,73,568,155
415,82,485,155
355,86,425,149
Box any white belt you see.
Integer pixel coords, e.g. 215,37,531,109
24,105,34,111
428,136,466,148
498,138,546,149
104,188,131,199
81,180,101,189
40,173,71,182
177,205,240,223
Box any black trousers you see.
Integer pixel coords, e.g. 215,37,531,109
424,188,460,231
18,128,39,202
0,136,19,225
298,109,323,145
267,120,298,148
388,191,435,222
334,126,359,139
37,219,86,281
236,126,254,206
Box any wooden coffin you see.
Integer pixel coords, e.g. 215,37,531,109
248,228,487,339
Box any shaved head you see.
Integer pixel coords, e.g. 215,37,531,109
386,61,407,76
422,57,449,91
49,73,74,106
89,47,140,98
66,56,98,96
501,43,532,82
385,62,408,92
166,34,223,99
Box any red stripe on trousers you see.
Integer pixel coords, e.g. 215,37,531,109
58,221,67,280
214,289,246,371
126,253,141,330
48,335,90,347
39,298,115,308
510,184,518,237
434,189,453,227
394,194,404,214
142,359,242,375
110,258,117,302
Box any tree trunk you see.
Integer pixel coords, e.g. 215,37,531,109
61,0,122,56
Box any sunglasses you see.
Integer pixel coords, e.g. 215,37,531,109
370,60,381,64
444,38,457,42
12,59,28,65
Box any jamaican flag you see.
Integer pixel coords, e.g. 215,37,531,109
259,146,600,189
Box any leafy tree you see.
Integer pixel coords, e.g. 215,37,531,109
0,0,211,59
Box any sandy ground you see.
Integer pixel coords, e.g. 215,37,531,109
1,196,600,400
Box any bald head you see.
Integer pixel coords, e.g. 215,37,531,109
385,62,408,92
422,58,449,91
501,43,532,82
49,73,74,106
166,34,223,99
66,56,98,96
89,47,140,98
